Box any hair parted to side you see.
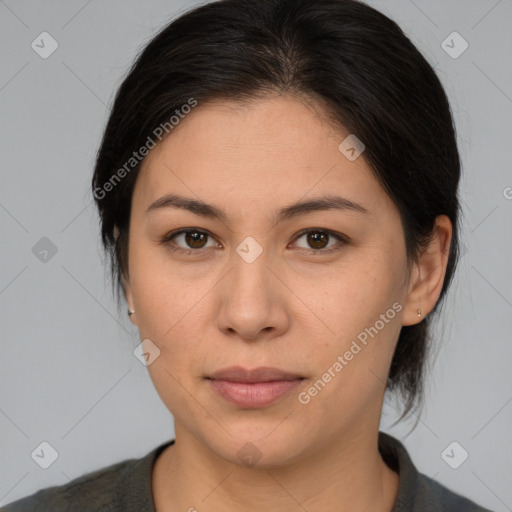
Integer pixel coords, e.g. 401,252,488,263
92,0,462,423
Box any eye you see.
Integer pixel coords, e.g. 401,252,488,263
161,228,219,255
161,228,349,256
291,229,349,255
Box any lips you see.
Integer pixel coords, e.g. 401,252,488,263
207,366,304,383
206,366,305,408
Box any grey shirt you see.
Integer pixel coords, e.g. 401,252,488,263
2,432,494,511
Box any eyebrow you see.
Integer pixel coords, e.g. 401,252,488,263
145,193,369,225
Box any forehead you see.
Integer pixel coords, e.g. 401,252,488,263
132,95,389,219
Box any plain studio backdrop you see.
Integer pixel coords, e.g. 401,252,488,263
0,0,511,510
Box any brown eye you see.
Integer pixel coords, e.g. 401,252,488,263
293,229,349,255
306,231,329,249
183,230,208,249
163,229,218,253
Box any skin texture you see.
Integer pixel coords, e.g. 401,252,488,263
122,93,452,511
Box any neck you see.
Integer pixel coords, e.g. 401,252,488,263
152,423,400,512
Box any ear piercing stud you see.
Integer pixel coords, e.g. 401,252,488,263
127,308,425,319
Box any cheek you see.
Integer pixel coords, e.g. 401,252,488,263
295,253,403,394
299,252,399,334
129,239,208,337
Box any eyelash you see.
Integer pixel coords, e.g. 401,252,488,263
160,228,350,256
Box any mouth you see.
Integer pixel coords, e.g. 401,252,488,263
206,366,305,408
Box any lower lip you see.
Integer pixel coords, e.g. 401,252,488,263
207,378,303,408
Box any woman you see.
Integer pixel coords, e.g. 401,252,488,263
3,0,494,510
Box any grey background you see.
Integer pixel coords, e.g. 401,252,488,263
1,0,511,510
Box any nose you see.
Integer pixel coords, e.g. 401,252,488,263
215,241,290,342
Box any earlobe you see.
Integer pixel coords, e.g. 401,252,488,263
123,274,137,325
114,224,137,325
401,215,453,326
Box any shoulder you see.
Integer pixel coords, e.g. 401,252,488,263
2,458,134,512
1,441,173,512
378,431,494,512
414,472,495,512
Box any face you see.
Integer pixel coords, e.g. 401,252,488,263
124,94,416,467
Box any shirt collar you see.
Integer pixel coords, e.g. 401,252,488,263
124,432,419,511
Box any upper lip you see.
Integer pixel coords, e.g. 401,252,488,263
207,366,304,382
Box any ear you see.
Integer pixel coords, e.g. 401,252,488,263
114,224,137,326
122,273,137,325
401,215,453,326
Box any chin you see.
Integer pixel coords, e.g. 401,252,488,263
202,425,307,469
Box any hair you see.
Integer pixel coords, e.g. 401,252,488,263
91,0,461,423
